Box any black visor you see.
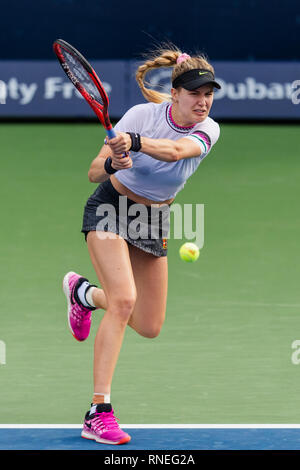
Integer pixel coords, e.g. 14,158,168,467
172,69,221,90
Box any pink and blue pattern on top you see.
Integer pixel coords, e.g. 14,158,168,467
187,130,211,159
167,104,195,133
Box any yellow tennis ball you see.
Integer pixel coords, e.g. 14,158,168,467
179,242,200,262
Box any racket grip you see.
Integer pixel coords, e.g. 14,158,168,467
106,128,117,139
105,128,127,158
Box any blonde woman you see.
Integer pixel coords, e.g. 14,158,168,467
63,47,221,445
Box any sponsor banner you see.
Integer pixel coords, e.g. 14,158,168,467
212,62,300,119
0,60,127,117
0,60,299,119
129,61,300,119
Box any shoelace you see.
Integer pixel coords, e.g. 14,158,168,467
93,411,120,433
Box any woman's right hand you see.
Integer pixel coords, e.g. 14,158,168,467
111,152,133,171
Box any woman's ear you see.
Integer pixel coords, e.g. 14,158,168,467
171,87,178,103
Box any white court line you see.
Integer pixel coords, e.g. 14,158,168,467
201,301,300,308
1,424,300,429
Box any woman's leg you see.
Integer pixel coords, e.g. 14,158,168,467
127,244,168,338
89,243,168,339
86,231,137,396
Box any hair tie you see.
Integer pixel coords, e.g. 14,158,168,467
176,53,191,64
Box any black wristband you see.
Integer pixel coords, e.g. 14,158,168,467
104,157,117,174
126,132,141,152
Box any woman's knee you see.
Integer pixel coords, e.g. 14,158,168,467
142,324,163,339
135,318,165,339
108,293,137,322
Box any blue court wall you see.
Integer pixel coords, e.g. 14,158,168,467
0,60,299,119
1,0,299,61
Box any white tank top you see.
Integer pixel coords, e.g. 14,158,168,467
114,101,220,201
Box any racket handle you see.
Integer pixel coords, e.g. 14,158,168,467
105,128,127,158
106,128,117,139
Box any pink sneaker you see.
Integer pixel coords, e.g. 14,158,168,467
62,271,93,342
81,404,131,445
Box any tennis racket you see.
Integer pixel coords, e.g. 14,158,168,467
53,38,117,140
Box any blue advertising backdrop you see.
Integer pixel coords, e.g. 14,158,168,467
1,0,299,62
0,1,299,119
0,61,299,119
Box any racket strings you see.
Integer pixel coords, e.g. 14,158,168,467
62,49,104,105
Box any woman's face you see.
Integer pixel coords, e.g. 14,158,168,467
171,84,214,126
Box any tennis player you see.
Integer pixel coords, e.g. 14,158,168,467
63,46,221,445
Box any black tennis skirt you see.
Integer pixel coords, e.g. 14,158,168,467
81,178,170,257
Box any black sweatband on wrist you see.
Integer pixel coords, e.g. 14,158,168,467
126,132,141,152
104,157,117,174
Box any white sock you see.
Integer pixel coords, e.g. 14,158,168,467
85,286,97,308
77,282,96,308
77,281,90,307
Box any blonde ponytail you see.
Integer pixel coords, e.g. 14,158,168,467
136,45,215,103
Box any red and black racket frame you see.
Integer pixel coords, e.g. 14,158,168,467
53,39,116,139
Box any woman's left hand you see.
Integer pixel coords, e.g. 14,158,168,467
106,132,131,155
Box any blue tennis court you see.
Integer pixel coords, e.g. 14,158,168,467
1,426,300,450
